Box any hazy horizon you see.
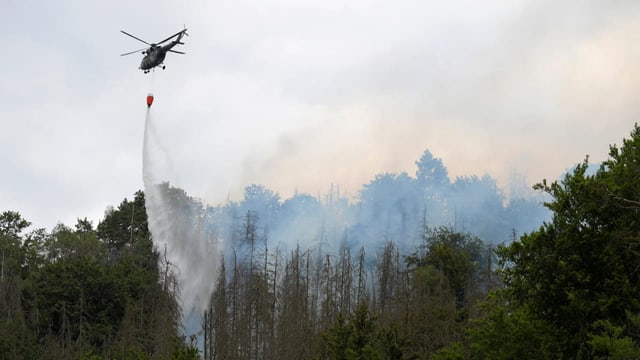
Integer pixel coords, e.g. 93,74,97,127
3,0,640,230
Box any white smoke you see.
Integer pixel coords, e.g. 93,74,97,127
142,107,220,320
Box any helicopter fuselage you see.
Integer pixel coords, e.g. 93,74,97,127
121,28,187,73
139,37,184,72
140,46,169,71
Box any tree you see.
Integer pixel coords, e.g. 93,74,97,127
415,227,486,309
0,191,199,359
587,318,640,359
275,246,314,359
46,219,106,262
205,256,229,360
497,125,640,356
240,184,281,230
375,241,401,320
0,211,32,359
97,191,149,252
390,228,489,356
322,303,381,360
415,150,450,191
414,150,451,226
449,175,508,243
464,291,562,359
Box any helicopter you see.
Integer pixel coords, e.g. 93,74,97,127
120,28,188,73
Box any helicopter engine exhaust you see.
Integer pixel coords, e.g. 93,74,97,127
147,93,154,108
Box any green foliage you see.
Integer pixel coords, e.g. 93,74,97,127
322,303,381,360
465,291,562,359
0,211,33,359
169,335,202,360
97,191,149,251
46,219,107,262
377,326,413,360
0,191,198,359
587,319,640,359
0,210,31,237
411,227,488,308
0,211,29,281
431,342,464,360
491,124,640,357
9,125,640,359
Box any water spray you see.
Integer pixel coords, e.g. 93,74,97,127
141,89,221,348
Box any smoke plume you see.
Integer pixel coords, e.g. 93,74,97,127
142,105,550,343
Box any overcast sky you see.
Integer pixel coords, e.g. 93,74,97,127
3,0,640,230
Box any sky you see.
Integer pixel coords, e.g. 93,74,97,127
2,0,640,231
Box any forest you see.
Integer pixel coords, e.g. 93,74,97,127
4,125,640,359
0,192,199,359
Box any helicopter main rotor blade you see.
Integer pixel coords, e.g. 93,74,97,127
168,50,186,54
120,30,151,45
120,47,148,56
156,29,187,45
